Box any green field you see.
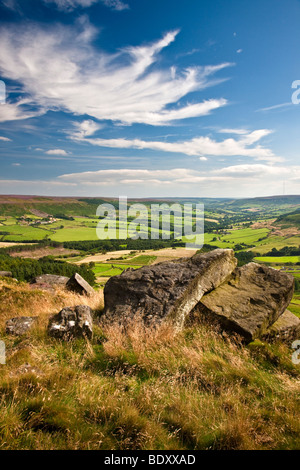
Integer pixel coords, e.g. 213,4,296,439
0,224,50,241
93,263,142,277
204,228,270,249
50,227,100,242
289,295,300,318
113,254,157,265
255,256,300,264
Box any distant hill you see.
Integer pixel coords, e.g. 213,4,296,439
0,196,116,217
223,195,300,210
0,194,299,217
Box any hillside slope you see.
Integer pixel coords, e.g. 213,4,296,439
275,209,300,229
0,277,299,450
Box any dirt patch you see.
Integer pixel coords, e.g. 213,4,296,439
77,247,197,266
0,242,35,248
251,219,300,237
142,247,197,259
10,247,79,259
76,250,133,265
251,219,277,230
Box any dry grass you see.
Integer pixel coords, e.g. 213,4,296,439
0,279,299,450
0,278,103,330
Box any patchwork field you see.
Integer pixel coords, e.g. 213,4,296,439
255,256,300,264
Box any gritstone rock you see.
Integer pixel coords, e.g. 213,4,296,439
66,273,95,296
261,309,300,343
48,305,93,340
194,263,294,342
6,316,38,336
103,249,237,328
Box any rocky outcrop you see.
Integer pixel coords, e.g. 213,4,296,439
194,263,294,342
48,305,93,340
6,316,38,336
66,273,95,296
261,310,300,343
30,274,69,292
103,249,237,328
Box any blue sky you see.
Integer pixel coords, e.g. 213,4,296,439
0,0,300,198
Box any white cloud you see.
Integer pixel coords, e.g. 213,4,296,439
0,99,45,122
43,0,129,11
56,163,300,195
0,136,11,141
1,163,299,197
102,0,129,10
0,23,232,125
45,149,70,156
73,128,280,162
214,163,294,177
0,0,20,12
72,120,102,139
43,0,98,10
59,164,296,185
218,128,249,135
257,102,292,113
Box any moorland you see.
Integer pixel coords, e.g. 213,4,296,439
0,194,299,450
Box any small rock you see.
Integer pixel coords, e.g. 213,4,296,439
262,310,300,343
10,363,43,377
6,316,38,336
0,271,12,278
48,305,93,340
66,273,95,296
30,274,69,292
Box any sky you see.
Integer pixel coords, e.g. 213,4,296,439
0,0,300,198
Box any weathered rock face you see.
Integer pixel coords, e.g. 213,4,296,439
103,249,237,328
6,316,38,336
48,305,93,340
261,310,300,343
66,273,95,296
0,271,12,278
30,274,69,292
194,263,294,342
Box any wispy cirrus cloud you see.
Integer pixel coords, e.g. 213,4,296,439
256,102,293,113
70,127,280,162
43,0,99,10
0,136,11,141
0,21,231,125
0,98,45,122
1,0,129,12
101,0,129,10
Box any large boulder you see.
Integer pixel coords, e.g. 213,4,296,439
66,273,95,296
6,316,38,336
30,274,69,292
261,310,300,343
194,263,294,342
48,305,93,340
103,249,237,329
